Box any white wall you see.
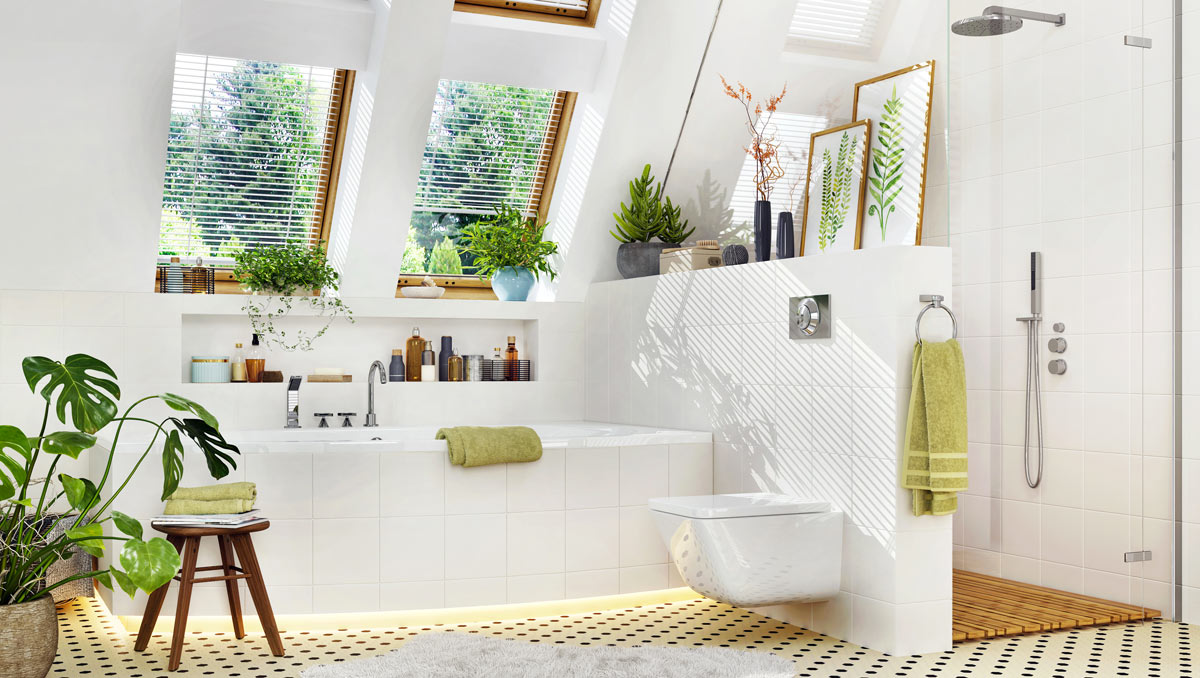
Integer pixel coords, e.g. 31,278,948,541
585,247,955,655
946,0,1175,616
0,1,181,292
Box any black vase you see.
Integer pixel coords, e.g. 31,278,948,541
776,212,795,259
753,200,771,262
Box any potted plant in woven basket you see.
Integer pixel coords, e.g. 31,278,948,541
0,354,238,678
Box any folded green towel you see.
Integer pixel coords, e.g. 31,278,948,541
436,426,543,467
163,498,255,515
901,339,968,516
168,482,257,502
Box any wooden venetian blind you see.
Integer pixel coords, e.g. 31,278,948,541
158,54,351,262
413,80,567,216
455,0,590,20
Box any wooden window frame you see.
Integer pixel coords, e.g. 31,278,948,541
154,68,356,295
397,91,576,299
453,0,601,28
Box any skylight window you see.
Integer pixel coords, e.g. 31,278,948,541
787,0,884,52
157,54,351,263
403,80,571,276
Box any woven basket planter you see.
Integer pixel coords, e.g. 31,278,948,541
0,597,57,678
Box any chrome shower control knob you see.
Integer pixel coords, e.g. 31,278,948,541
794,297,821,336
1047,337,1067,353
1052,322,1066,333
1048,359,1067,375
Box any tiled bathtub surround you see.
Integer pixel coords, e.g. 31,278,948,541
945,0,1177,616
95,423,713,619
585,247,955,655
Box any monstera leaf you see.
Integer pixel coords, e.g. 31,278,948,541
40,431,97,459
120,536,181,594
168,418,240,482
22,355,120,434
161,430,185,501
158,393,218,429
58,473,100,513
0,425,32,502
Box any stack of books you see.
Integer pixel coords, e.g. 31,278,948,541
151,509,266,528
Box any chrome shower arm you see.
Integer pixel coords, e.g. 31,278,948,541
983,6,1065,26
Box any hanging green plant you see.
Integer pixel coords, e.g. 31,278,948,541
232,241,353,352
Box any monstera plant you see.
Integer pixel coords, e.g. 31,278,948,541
0,354,238,678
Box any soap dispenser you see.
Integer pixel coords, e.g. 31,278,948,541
421,341,437,381
406,327,424,381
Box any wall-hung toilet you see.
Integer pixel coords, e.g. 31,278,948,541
649,493,842,607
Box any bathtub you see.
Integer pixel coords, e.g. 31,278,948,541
98,422,713,619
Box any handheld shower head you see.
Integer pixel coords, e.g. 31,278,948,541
1030,251,1042,316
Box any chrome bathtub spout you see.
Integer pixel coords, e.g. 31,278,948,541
366,360,386,427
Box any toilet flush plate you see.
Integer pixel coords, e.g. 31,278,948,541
790,294,831,340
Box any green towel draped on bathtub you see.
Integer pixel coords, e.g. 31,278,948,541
436,426,543,467
901,339,968,516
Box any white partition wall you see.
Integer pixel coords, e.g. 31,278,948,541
585,247,955,655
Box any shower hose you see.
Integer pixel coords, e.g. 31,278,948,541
1023,317,1044,488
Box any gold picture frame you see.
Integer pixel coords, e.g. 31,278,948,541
799,120,871,256
852,60,935,248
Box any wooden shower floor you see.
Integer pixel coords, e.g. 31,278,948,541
952,569,1160,642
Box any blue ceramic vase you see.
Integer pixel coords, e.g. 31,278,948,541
492,266,535,301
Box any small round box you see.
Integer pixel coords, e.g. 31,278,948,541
191,356,231,383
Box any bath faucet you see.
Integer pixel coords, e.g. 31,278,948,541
286,376,302,429
366,360,386,427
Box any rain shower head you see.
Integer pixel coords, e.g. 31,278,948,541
951,5,1065,37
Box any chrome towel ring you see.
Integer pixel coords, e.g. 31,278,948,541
915,294,958,345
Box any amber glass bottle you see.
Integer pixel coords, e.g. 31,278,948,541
448,351,463,382
505,336,519,382
405,327,425,381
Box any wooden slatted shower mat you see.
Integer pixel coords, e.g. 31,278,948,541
953,569,1160,642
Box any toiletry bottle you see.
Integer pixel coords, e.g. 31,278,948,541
166,256,184,294
246,334,266,383
421,341,437,381
388,349,405,382
406,327,425,381
448,351,463,382
439,336,453,382
230,343,247,383
505,336,519,382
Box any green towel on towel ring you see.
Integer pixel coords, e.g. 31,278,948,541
163,498,255,515
436,426,543,467
901,339,969,516
168,481,257,502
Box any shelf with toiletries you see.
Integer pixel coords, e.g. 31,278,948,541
178,315,544,385
172,293,558,321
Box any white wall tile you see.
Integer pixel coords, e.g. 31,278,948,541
507,511,565,576
618,445,668,506
618,564,667,593
380,516,444,582
507,449,564,512
565,448,619,508
245,453,313,520
443,577,506,608
313,518,379,585
380,581,444,610
313,452,379,518
565,508,618,572
444,514,506,580
565,569,619,599
445,462,506,515
380,451,444,517
619,506,665,567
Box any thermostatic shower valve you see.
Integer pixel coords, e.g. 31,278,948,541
790,295,831,340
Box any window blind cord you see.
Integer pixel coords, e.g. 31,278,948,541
662,0,723,191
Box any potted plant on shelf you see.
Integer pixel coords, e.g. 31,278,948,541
232,240,353,351
456,203,559,301
611,164,694,278
0,354,238,678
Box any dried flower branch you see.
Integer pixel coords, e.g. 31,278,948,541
720,75,787,202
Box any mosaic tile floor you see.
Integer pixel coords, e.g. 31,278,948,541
53,596,1194,677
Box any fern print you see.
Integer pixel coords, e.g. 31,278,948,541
816,131,860,251
867,84,905,241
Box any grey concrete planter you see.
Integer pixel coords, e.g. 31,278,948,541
616,242,679,279
0,597,57,678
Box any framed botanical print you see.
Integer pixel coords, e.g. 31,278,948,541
852,60,935,248
799,120,870,256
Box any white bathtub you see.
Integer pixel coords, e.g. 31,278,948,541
99,421,713,618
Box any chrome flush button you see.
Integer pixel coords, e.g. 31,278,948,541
790,295,831,340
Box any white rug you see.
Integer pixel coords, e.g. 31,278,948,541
300,632,796,678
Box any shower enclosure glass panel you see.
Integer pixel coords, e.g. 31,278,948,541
947,0,1171,621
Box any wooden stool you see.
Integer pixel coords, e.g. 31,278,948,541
133,520,284,671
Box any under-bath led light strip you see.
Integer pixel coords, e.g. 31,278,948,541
116,587,700,634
